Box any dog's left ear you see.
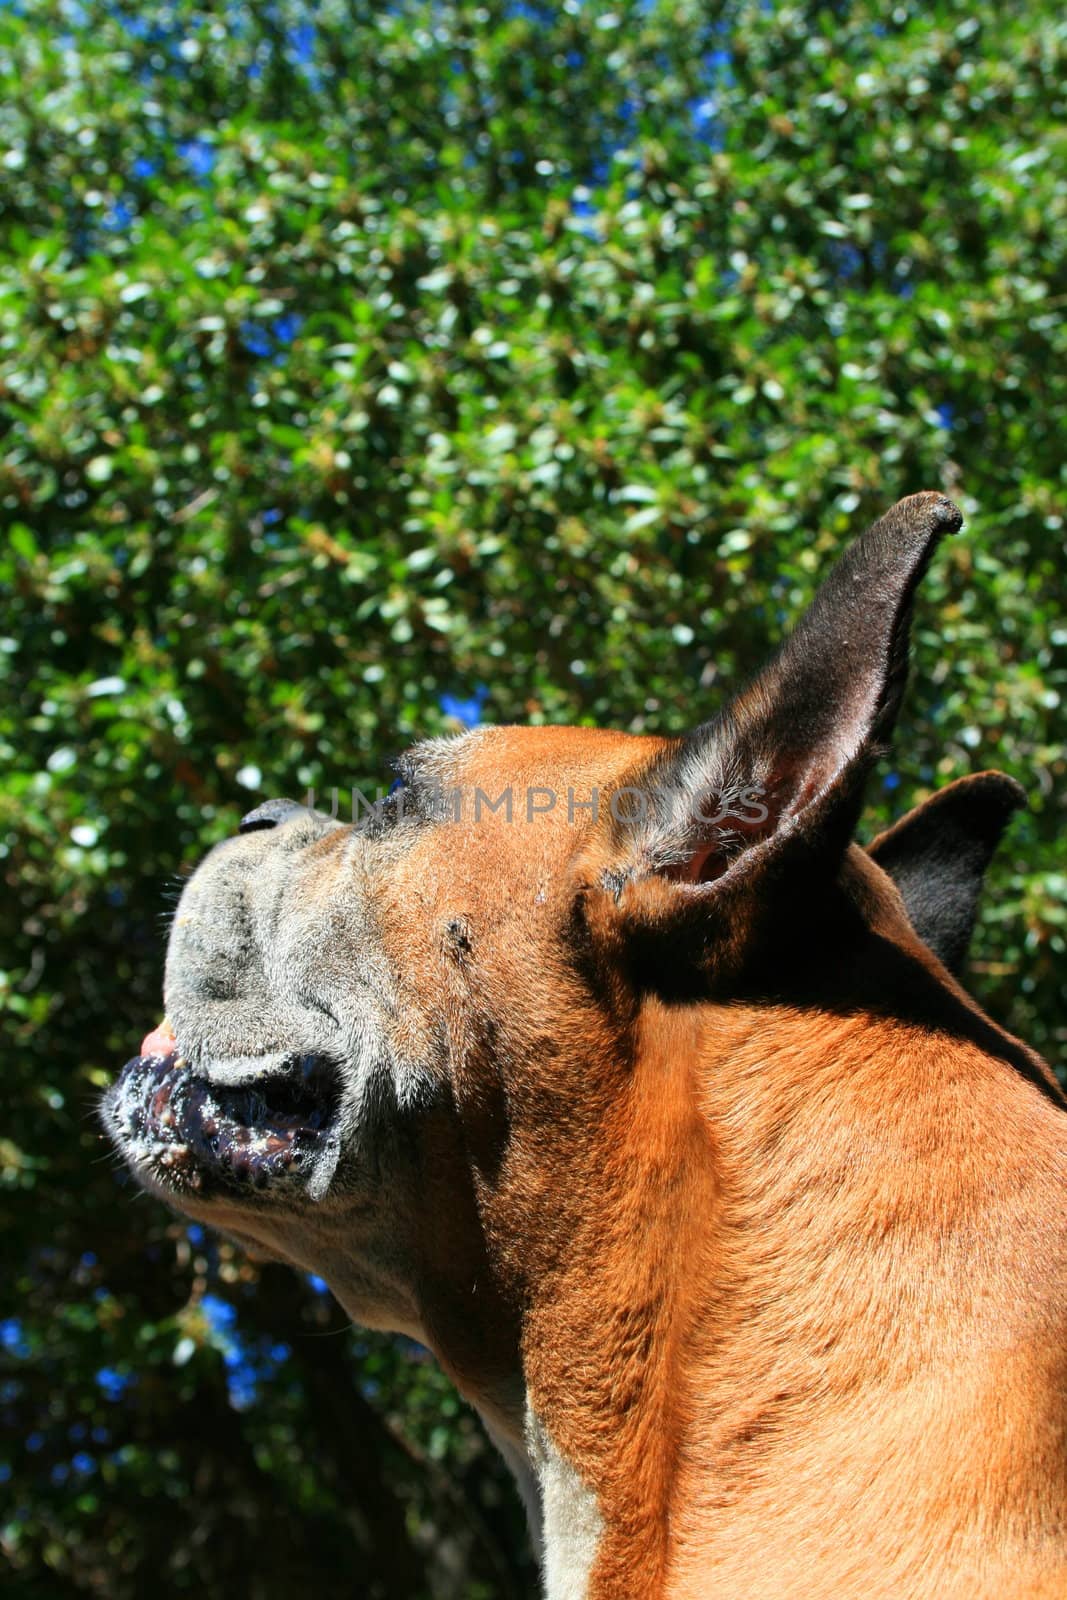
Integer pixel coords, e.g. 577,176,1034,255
597,492,963,971
868,771,1025,975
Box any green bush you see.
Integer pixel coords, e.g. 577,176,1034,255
2,2,1064,1595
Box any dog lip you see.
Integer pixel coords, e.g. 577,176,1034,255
107,1048,342,1198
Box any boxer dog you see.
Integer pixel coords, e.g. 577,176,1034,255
106,493,1067,1599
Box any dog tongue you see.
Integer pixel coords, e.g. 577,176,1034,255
140,1018,177,1059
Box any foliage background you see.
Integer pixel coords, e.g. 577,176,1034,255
1,1,1064,1595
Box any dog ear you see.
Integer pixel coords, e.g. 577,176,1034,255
868,772,1025,975
596,492,962,974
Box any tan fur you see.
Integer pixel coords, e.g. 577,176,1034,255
113,521,1067,1600
360,727,1067,1598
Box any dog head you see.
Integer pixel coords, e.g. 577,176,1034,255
107,491,1013,1422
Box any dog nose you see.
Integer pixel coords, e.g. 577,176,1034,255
238,798,308,834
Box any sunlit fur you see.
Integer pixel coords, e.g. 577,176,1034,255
110,493,1067,1598
363,724,1067,1598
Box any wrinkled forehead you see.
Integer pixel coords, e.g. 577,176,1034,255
371,725,674,926
398,723,671,806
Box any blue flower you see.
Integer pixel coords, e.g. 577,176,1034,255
132,156,159,180
95,1366,134,1400
113,10,150,37
883,772,901,791
177,139,216,179
505,1,551,21
705,47,734,84
239,320,274,359
200,1293,237,1333
102,199,135,233
830,242,863,281
272,312,303,346
688,96,723,150
288,22,315,65
227,1367,258,1409
0,1319,29,1359
440,686,489,728
239,314,303,361
935,403,955,431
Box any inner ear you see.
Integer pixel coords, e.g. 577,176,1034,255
658,763,793,885
615,492,963,900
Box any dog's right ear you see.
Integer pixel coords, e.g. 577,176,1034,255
868,771,1026,975
583,491,963,990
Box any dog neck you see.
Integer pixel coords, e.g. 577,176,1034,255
443,975,1062,1599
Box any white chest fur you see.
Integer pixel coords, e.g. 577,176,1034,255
526,1407,603,1600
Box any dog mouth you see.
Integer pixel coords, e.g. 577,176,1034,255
106,1042,343,1201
